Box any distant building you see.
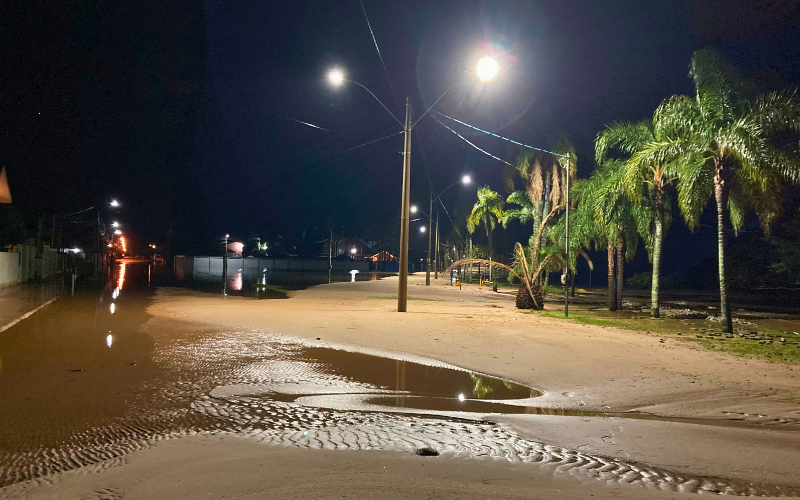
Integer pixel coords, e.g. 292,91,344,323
336,238,374,260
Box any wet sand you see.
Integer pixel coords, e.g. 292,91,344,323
3,270,800,498
146,276,800,490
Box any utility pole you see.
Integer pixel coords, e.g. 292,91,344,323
433,212,439,279
329,229,332,284
397,97,412,312
564,152,571,318
223,233,229,296
426,192,432,285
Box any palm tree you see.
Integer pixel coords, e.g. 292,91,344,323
592,160,647,311
596,117,676,318
468,187,504,290
631,49,800,332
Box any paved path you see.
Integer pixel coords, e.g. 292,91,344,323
0,279,66,333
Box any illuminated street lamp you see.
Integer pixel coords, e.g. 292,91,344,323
420,226,426,233
476,57,499,81
410,205,417,213
109,200,120,208
328,56,496,312
422,174,472,286
114,229,122,235
112,222,120,228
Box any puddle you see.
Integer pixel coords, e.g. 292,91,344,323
1,262,798,497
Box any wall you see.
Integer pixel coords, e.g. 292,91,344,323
0,252,19,287
174,256,371,282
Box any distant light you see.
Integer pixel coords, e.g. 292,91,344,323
477,57,499,81
106,334,113,348
462,175,471,184
109,303,116,314
410,205,417,213
225,234,230,239
328,69,344,85
112,222,120,228
458,393,465,402
109,200,120,207
71,247,81,253
108,243,113,248
350,247,357,254
349,269,359,282
420,226,426,233
114,229,122,235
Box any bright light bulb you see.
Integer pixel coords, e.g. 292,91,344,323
114,229,122,235
112,222,120,227
410,205,417,213
110,200,120,207
328,69,344,85
462,175,471,184
458,393,465,402
477,57,499,81
420,226,426,233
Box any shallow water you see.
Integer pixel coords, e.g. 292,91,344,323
0,262,797,496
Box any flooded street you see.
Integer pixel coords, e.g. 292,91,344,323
2,263,799,497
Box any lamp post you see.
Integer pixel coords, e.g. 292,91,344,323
223,233,229,296
328,58,496,311
426,174,470,286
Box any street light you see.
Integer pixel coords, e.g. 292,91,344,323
112,222,120,228
476,57,499,81
420,226,426,233
328,57,496,312
114,229,122,235
410,205,417,213
421,174,472,286
109,200,120,208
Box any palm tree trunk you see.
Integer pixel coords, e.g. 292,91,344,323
607,242,616,311
616,236,624,310
651,190,664,318
714,166,733,333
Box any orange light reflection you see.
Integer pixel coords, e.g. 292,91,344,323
118,262,126,290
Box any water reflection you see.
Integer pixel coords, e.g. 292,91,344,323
106,334,113,348
109,303,115,314
117,262,126,290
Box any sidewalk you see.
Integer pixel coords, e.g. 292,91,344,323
0,279,66,334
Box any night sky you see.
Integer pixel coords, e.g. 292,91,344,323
4,1,799,280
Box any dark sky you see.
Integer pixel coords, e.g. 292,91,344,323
4,0,799,274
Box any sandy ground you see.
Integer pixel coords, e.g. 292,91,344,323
2,435,683,500
6,274,799,499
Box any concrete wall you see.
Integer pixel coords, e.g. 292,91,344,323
0,245,64,288
174,256,370,282
0,252,19,287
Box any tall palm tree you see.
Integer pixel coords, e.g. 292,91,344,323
468,187,504,290
631,49,800,332
593,160,647,311
596,117,676,318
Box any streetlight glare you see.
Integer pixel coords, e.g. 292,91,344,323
112,222,120,227
462,175,471,184
110,200,120,207
477,57,499,81
328,69,344,85
420,226,426,233
410,205,417,213
114,229,122,235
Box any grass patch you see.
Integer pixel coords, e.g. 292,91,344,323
532,307,800,364
374,295,444,302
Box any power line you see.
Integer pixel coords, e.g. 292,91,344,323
430,110,566,159
359,0,400,112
